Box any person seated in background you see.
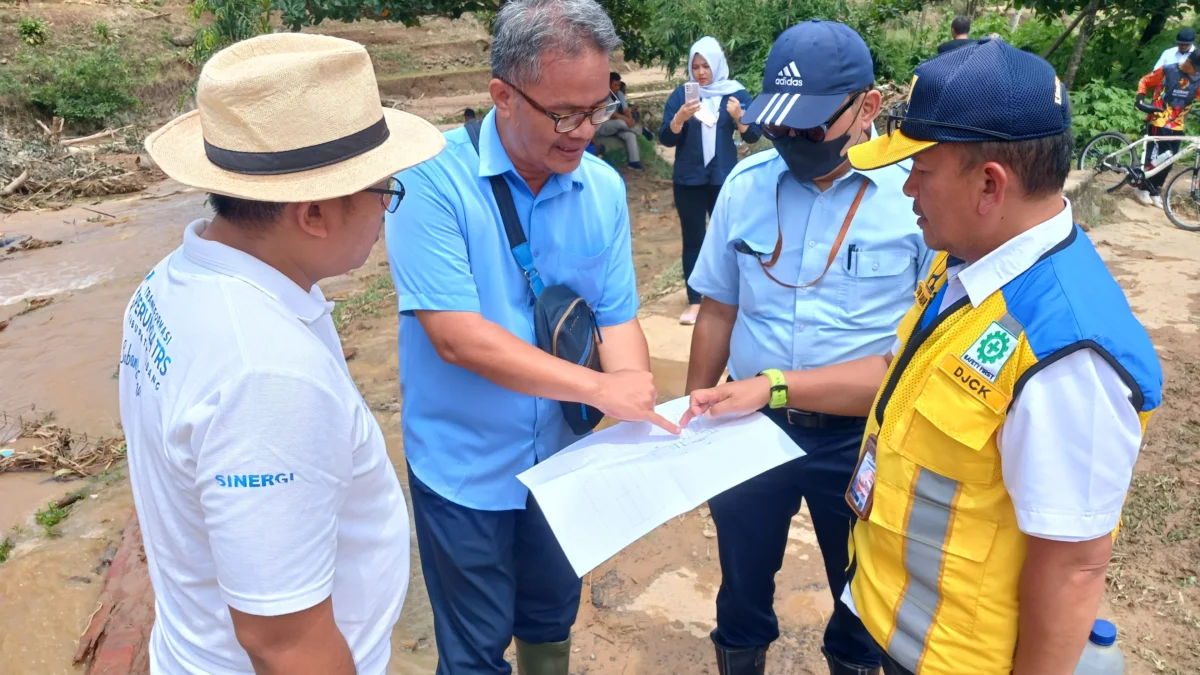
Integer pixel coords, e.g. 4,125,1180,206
1153,27,1196,70
937,15,973,54
595,71,652,171
620,79,655,142
1134,50,1200,206
464,107,477,123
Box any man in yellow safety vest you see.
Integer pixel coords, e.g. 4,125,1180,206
683,39,1163,674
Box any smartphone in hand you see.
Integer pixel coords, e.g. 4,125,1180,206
685,81,700,104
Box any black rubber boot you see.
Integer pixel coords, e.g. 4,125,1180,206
712,635,767,675
514,636,570,675
821,646,881,675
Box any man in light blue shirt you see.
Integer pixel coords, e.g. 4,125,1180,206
385,1,676,674
680,21,931,675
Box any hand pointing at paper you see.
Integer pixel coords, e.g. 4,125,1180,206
590,370,681,434
678,376,771,428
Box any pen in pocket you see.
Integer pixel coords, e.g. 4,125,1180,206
846,244,856,270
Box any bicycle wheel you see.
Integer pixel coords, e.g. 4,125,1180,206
1164,167,1200,231
1078,132,1136,194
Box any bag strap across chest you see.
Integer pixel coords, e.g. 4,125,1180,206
465,120,545,295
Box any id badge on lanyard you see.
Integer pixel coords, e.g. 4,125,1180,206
846,434,878,520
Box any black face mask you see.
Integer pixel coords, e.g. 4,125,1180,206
772,129,856,183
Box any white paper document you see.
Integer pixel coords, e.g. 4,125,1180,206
517,397,805,576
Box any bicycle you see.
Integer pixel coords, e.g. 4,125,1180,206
1077,130,1200,231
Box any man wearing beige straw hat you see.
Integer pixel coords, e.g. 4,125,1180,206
385,0,677,674
117,33,444,674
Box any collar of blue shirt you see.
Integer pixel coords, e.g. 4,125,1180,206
475,109,585,196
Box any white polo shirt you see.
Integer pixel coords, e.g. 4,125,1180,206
844,202,1143,614
119,220,409,675
1154,44,1195,70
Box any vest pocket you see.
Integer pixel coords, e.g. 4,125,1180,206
870,478,998,637
898,363,1003,486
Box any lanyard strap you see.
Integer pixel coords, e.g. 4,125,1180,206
757,178,870,289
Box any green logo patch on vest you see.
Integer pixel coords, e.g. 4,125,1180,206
962,321,1018,381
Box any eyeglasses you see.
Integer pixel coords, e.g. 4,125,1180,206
884,101,1013,140
502,79,621,133
364,177,405,213
763,89,868,142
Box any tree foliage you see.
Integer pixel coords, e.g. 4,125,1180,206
20,43,140,127
189,0,657,67
190,0,273,64
187,0,1200,96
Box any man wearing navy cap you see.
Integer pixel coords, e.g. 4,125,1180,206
696,40,1160,675
1152,27,1196,70
680,19,931,675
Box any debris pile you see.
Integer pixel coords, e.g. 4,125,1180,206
0,412,126,478
0,131,151,212
5,236,63,253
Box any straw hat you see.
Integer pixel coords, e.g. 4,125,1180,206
145,33,445,202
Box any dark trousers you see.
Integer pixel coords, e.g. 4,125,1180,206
408,467,582,675
709,417,881,669
1147,125,1183,193
674,182,721,305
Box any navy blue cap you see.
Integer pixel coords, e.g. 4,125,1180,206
1178,27,1196,45
850,38,1071,170
1089,619,1117,647
744,19,875,129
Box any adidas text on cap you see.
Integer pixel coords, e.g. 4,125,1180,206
744,19,874,129
849,39,1072,171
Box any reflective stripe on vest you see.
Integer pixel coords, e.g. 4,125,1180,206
885,314,1025,671
888,468,960,671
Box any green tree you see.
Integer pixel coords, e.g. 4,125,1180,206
190,0,273,65
190,0,657,66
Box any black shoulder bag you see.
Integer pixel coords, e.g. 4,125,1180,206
465,120,605,435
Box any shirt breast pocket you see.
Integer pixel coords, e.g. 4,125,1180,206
841,250,915,322
549,247,611,307
734,248,780,317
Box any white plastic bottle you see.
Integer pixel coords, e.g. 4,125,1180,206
1074,619,1125,675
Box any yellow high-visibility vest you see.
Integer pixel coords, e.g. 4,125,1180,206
848,230,1161,674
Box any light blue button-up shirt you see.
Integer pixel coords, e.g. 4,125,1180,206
689,149,931,381
386,110,638,511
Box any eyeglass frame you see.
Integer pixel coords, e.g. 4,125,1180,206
364,177,406,213
762,87,871,142
885,101,1014,141
501,79,621,133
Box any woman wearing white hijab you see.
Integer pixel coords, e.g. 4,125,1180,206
660,36,761,325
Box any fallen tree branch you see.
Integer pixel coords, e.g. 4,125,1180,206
80,206,115,219
61,127,128,147
0,169,29,197
36,117,65,143
55,491,84,509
